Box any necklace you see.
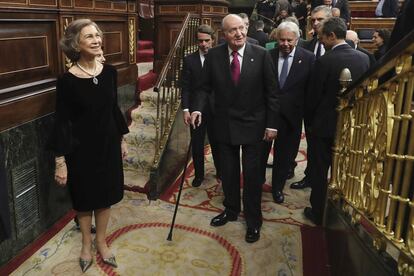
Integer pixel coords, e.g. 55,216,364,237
76,62,98,85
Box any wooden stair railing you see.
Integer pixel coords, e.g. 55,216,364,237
328,30,414,275
152,13,200,169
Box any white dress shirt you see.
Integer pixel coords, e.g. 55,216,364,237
314,40,326,56
228,44,246,70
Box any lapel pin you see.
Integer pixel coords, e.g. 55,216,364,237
298,60,302,64
251,58,254,62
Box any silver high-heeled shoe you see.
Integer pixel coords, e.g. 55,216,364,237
79,258,93,273
102,255,117,268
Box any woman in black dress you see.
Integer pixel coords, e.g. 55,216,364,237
50,19,128,272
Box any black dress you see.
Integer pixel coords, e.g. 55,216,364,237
49,64,129,211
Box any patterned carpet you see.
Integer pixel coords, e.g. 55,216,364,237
7,134,314,276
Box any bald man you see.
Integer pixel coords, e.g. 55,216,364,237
346,30,376,66
191,14,280,243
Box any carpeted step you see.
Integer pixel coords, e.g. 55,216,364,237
137,40,153,50
123,170,150,192
130,106,157,126
137,48,154,63
137,70,157,92
137,62,153,77
139,88,159,107
123,124,156,173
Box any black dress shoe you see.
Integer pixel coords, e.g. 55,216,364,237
290,178,311,189
192,177,203,187
245,227,261,243
304,207,322,225
210,212,238,227
272,190,284,204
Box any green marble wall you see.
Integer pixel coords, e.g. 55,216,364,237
0,114,72,266
0,83,136,266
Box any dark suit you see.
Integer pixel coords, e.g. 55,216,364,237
181,51,220,180
250,30,268,47
307,43,370,221
300,36,355,183
192,42,280,228
388,0,414,50
356,46,376,67
334,0,350,23
263,47,315,193
381,0,399,17
374,44,387,61
303,36,355,56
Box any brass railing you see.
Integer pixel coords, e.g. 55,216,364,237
152,13,200,168
329,30,414,275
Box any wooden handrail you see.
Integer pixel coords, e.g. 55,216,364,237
154,13,196,92
341,29,414,100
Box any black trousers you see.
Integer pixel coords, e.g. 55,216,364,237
299,122,314,183
219,142,263,228
190,108,220,179
262,119,302,192
308,136,334,221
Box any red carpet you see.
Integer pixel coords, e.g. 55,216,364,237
137,40,154,63
301,225,331,276
137,69,157,92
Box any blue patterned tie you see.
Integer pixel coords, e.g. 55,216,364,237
279,55,289,88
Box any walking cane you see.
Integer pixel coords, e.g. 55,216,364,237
167,138,192,241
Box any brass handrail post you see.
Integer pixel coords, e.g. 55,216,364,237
330,68,352,194
386,76,414,240
393,75,414,243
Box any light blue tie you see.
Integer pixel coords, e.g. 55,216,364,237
279,55,289,88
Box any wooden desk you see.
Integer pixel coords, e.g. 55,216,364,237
349,1,404,18
350,17,396,52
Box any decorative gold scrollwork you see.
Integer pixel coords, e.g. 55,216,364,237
398,254,414,276
351,210,361,225
128,18,136,64
373,235,386,252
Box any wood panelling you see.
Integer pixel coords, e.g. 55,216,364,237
350,1,403,17
159,5,178,14
29,0,57,6
74,0,93,9
178,5,198,12
0,20,58,91
95,0,111,10
350,17,396,53
0,90,55,132
113,1,126,11
128,2,135,12
154,0,228,66
60,0,72,7
103,31,123,56
0,0,26,6
0,36,49,74
0,0,137,130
